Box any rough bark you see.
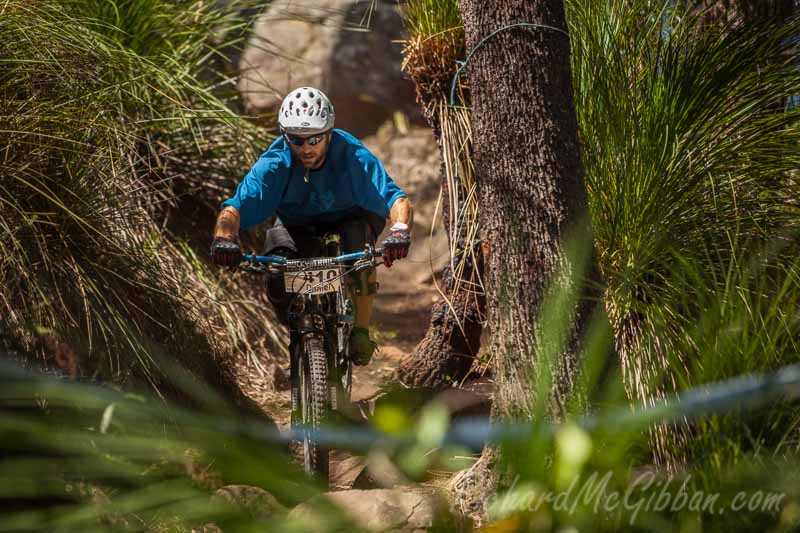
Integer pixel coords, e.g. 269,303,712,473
451,1,603,524
460,0,600,420
394,110,486,390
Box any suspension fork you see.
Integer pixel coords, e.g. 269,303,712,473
290,312,324,421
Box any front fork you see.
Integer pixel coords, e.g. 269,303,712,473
289,288,355,424
289,330,300,425
289,314,319,425
289,313,338,424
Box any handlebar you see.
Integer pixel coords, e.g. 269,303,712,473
239,245,386,273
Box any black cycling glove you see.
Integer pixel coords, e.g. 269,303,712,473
381,225,410,268
210,236,242,272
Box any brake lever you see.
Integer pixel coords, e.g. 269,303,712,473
363,244,386,265
239,261,269,274
354,244,386,269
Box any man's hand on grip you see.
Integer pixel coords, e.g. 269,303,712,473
381,224,410,268
210,236,242,272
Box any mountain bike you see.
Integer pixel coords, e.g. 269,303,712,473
240,236,384,481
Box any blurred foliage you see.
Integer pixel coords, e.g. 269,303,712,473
0,364,318,531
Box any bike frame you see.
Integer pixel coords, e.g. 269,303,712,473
242,245,383,368
241,244,383,477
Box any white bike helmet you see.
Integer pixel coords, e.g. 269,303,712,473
278,87,335,135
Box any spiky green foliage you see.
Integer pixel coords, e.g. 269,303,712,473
401,0,462,40
0,0,278,394
0,366,321,531
60,0,244,60
400,0,466,113
571,2,800,305
569,0,800,466
669,254,800,476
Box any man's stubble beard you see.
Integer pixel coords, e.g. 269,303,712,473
301,147,327,171
307,152,326,170
293,134,330,170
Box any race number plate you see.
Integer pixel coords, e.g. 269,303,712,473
284,266,343,294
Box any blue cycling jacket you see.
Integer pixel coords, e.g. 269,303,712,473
221,129,406,229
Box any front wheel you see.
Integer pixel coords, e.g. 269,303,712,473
297,334,330,479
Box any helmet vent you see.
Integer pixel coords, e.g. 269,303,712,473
278,86,334,133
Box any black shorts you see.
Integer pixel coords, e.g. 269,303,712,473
263,210,386,257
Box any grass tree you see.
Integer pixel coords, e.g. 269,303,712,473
395,0,486,390
570,0,800,469
0,0,281,412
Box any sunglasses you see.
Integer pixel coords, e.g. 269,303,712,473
285,133,326,147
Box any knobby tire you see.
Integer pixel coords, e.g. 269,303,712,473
299,334,330,479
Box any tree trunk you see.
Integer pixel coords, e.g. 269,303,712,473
453,0,602,523
460,0,600,420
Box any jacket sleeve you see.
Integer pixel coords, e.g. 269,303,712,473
221,153,287,230
352,146,406,219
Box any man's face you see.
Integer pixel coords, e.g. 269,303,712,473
286,131,331,170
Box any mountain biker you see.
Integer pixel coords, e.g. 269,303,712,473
210,86,413,366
